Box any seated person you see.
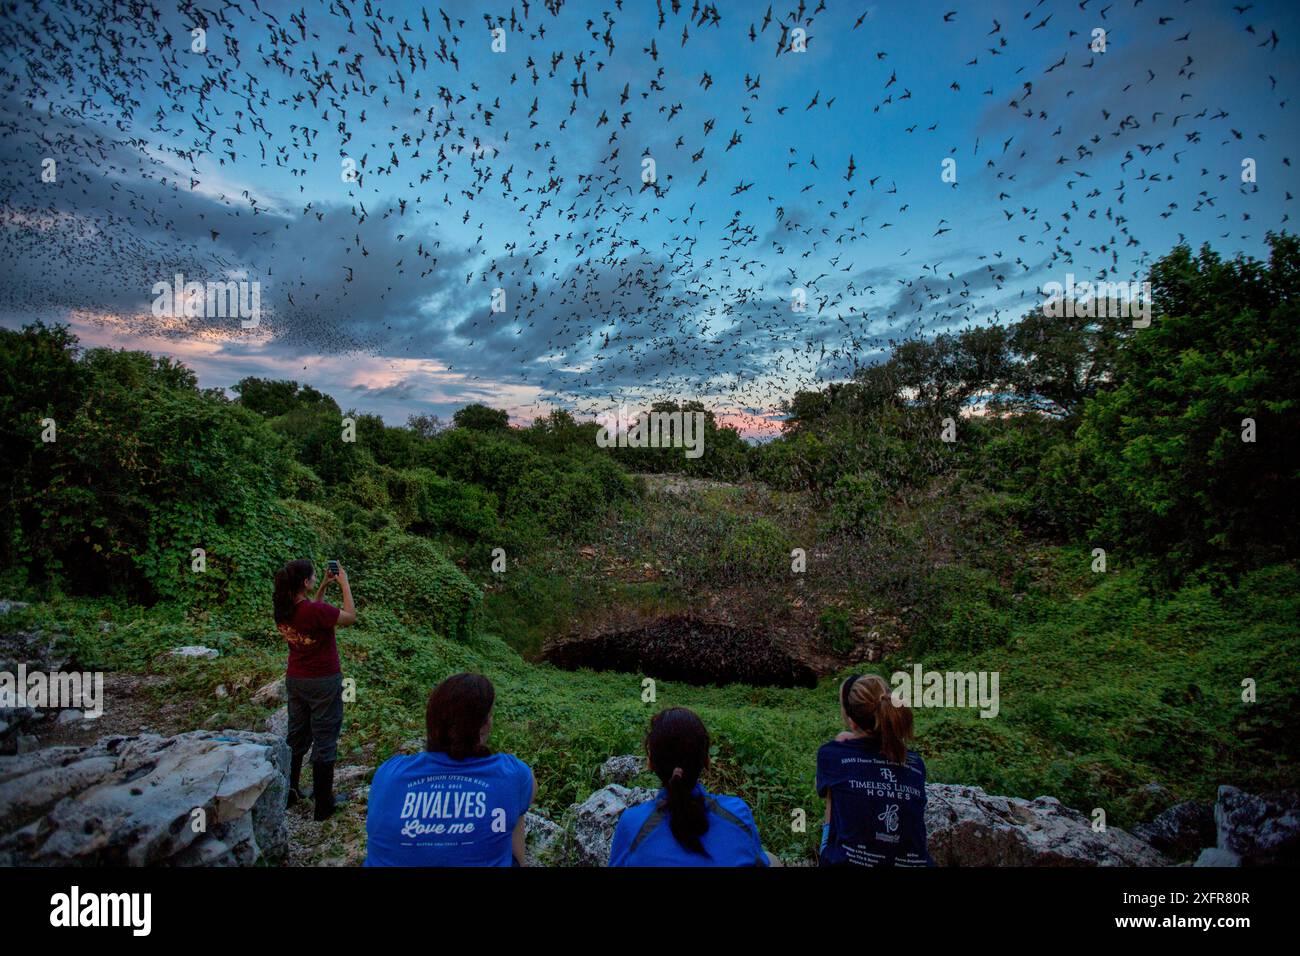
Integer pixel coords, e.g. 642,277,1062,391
365,673,535,866
817,673,932,867
609,707,773,867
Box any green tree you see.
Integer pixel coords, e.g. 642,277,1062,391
1005,306,1128,418
452,403,511,431
406,412,447,439
1075,234,1300,577
233,377,340,417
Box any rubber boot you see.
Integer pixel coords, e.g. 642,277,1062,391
288,752,312,807
312,760,348,821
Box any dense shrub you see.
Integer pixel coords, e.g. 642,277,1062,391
818,606,856,654
453,403,511,431
423,428,538,497
505,466,612,541
827,472,887,533
717,517,791,581
602,403,752,481
233,378,339,418
272,406,375,486
0,325,302,603
143,497,325,609
384,468,500,540
283,459,325,502
360,532,483,642
911,565,1013,655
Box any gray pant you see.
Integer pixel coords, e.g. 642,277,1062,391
286,673,343,764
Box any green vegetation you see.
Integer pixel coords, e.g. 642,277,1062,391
4,559,1294,860
1,236,1296,862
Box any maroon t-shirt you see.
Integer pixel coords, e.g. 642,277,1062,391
279,600,342,678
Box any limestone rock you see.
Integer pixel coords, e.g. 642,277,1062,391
0,629,68,673
251,677,286,707
563,784,657,866
555,779,1169,867
169,646,219,660
0,629,71,750
1207,786,1299,866
265,706,288,738
1131,781,1175,820
0,697,40,755
924,784,1168,866
1132,801,1215,862
0,729,289,866
524,811,563,866
599,754,646,785
1194,847,1242,867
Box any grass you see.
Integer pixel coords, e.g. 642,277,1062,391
9,556,1297,864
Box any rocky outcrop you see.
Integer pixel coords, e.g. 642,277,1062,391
524,811,564,867
599,754,646,785
556,783,657,866
252,677,286,706
539,763,1168,866
265,706,289,738
0,630,72,755
1132,800,1215,862
925,784,1167,866
168,646,220,659
1194,786,1299,866
0,729,289,866
0,699,40,755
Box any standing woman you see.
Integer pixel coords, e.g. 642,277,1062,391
817,673,932,867
272,558,356,821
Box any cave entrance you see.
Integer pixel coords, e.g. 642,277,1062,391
543,614,818,689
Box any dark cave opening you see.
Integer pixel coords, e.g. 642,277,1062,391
543,615,819,689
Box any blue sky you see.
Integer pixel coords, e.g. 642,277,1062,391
1,0,1296,435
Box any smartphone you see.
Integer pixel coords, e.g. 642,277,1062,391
328,560,340,575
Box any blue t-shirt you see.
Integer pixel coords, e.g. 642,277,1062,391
609,785,770,867
816,737,932,867
365,750,533,866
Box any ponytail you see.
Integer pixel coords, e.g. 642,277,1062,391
273,559,315,624
646,708,711,856
842,674,914,766
874,691,914,766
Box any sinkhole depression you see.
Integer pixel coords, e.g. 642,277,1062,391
543,614,818,689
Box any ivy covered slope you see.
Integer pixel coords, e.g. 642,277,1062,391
1,236,1297,863
6,562,1297,863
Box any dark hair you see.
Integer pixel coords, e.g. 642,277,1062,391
426,673,495,761
842,674,914,765
646,707,711,856
273,559,315,624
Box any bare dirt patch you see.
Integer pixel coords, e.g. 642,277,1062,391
19,672,196,749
